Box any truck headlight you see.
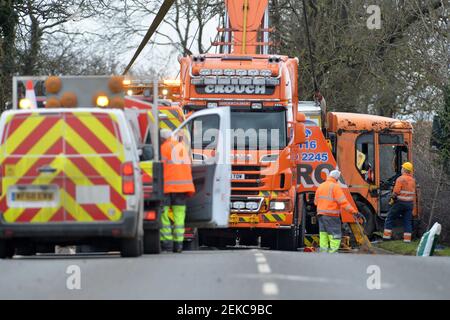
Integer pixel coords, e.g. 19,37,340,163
233,201,246,210
245,202,259,210
260,69,273,77
269,201,289,211
212,69,223,76
200,69,211,76
224,69,235,76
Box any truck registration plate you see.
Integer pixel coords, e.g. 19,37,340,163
231,174,245,180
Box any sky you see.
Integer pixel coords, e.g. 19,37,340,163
68,2,220,78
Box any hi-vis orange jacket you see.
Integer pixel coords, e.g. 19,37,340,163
393,173,416,202
314,177,357,217
161,138,195,194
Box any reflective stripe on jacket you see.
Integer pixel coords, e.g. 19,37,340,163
393,173,416,202
161,138,195,194
314,177,357,217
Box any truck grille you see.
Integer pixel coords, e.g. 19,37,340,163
231,165,265,189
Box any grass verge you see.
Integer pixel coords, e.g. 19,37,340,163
374,240,450,256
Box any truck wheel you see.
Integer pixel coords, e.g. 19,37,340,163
356,200,375,237
144,229,161,254
0,240,15,259
277,227,298,251
238,232,258,246
121,234,143,257
297,195,307,249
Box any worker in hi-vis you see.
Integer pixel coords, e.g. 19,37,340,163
159,129,195,253
383,162,416,243
315,170,361,253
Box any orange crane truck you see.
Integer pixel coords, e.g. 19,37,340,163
179,0,369,250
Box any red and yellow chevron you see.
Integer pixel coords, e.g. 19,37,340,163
0,111,126,223
140,161,153,198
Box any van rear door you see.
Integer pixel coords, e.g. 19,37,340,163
63,112,126,222
0,112,66,223
173,108,231,228
0,111,127,224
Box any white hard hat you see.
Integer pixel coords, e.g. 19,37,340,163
160,129,172,140
329,170,341,180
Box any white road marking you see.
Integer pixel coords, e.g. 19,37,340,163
255,256,267,263
254,251,279,296
257,263,272,274
263,282,279,296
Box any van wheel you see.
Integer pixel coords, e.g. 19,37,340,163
144,229,161,254
121,234,143,258
0,241,15,259
16,244,36,256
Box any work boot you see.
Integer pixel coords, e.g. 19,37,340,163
404,233,412,243
161,241,173,252
382,229,392,241
173,242,183,253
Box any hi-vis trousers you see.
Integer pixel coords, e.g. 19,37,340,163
160,193,187,245
318,215,342,253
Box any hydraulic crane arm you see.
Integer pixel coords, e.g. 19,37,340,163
224,0,269,54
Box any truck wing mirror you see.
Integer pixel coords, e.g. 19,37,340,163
296,112,306,122
141,145,154,161
294,123,306,145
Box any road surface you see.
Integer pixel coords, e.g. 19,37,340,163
0,249,449,299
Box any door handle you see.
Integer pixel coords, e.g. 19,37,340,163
38,166,57,173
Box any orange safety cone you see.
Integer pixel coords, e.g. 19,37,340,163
25,80,38,109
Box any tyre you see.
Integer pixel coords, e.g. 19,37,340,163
184,229,199,251
277,194,303,251
16,244,36,256
276,227,298,251
238,232,258,246
0,240,15,259
260,230,277,249
144,229,161,254
355,200,376,237
121,234,143,257
297,195,306,249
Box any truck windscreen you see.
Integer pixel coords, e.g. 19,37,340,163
231,111,287,150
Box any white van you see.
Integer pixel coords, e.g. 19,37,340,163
0,108,145,258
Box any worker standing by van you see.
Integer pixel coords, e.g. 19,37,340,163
315,170,360,253
383,162,416,243
160,129,195,253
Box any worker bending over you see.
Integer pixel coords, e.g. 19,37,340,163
315,170,361,253
160,129,195,253
383,162,416,243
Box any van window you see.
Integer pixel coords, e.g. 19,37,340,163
2,113,121,157
356,133,375,184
